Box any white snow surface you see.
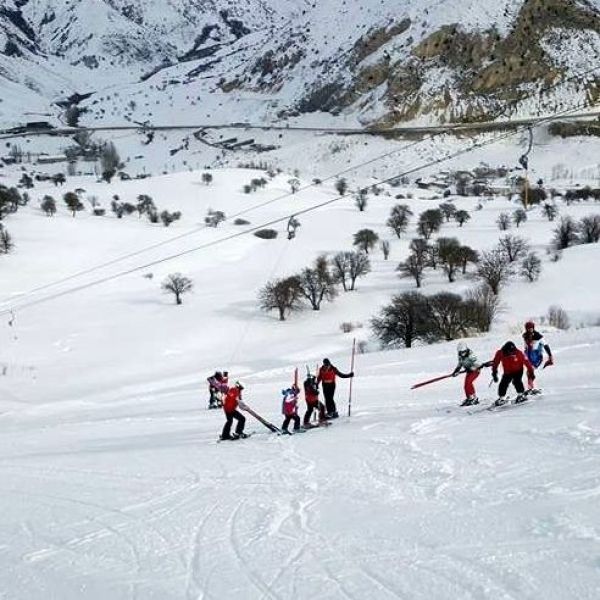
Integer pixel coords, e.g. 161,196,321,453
1,143,600,598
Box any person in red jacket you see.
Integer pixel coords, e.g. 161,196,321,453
221,381,248,440
491,341,535,406
303,373,327,426
317,358,354,418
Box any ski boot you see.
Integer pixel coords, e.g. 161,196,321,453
494,396,508,407
460,396,479,407
514,393,528,404
237,432,250,439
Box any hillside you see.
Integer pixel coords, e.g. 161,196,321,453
1,155,600,597
2,2,600,597
1,0,600,131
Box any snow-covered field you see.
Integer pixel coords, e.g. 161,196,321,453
1,135,600,598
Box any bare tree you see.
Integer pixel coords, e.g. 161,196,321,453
397,253,426,288
457,245,478,274
552,216,579,250
386,204,413,238
547,305,569,330
258,276,303,320
353,229,379,254
542,203,558,221
347,251,371,290
409,238,429,263
205,209,226,227
332,251,370,291
436,237,462,282
41,195,57,216
454,210,471,227
297,255,338,310
513,208,527,228
438,201,457,222
427,292,470,341
100,142,121,183
161,273,193,305
381,239,391,260
287,216,301,239
496,212,511,231
520,252,542,282
497,234,529,263
160,210,182,227
354,188,368,211
464,284,501,332
0,227,14,253
579,214,600,243
476,249,514,295
417,209,443,239
371,291,432,348
63,191,84,217
288,178,300,193
335,178,348,196
136,194,155,218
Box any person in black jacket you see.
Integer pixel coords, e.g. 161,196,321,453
316,358,354,418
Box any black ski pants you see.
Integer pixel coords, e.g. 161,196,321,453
322,382,337,415
282,414,300,431
303,402,326,425
222,409,245,438
498,369,525,397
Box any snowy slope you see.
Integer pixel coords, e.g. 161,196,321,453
1,129,600,597
2,0,600,130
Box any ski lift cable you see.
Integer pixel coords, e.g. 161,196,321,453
4,63,598,307
0,96,593,319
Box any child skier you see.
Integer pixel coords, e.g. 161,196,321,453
281,385,301,434
317,358,354,418
221,381,248,440
452,342,485,406
207,371,225,409
303,373,327,426
491,341,535,406
522,321,553,390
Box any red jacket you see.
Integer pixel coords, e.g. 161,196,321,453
317,364,352,385
492,349,534,377
223,387,241,412
304,380,319,406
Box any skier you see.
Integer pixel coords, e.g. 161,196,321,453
281,385,301,433
317,358,354,418
452,342,485,406
221,381,248,440
303,373,327,426
207,371,225,409
491,341,535,406
522,321,553,390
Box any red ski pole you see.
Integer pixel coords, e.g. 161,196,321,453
347,338,356,417
411,371,464,390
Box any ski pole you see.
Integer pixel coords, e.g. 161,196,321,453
348,338,356,417
411,370,465,390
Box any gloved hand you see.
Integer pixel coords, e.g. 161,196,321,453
452,371,459,377
492,371,498,383
543,357,554,369
349,372,355,377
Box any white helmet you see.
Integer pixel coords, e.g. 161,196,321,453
457,342,469,355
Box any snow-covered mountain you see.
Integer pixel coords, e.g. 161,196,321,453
2,0,600,130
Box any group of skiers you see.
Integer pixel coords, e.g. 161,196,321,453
452,321,554,407
205,322,554,440
207,359,354,440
